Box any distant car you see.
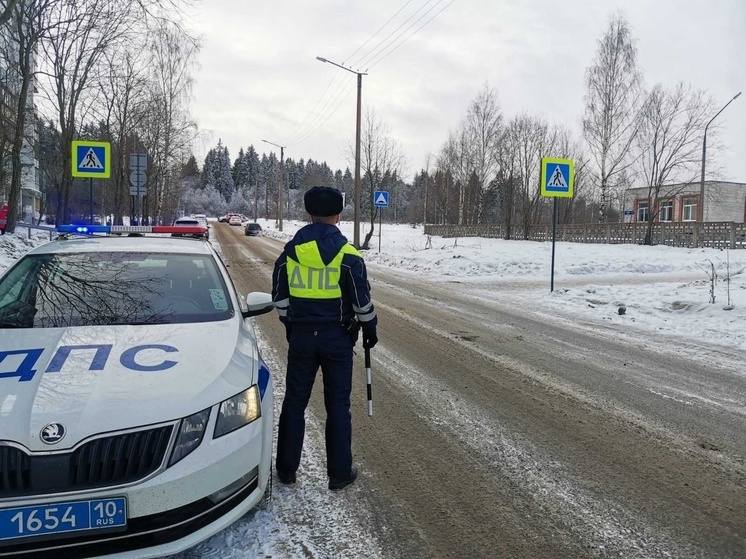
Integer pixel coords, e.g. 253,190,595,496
0,204,7,234
244,222,262,236
0,225,275,558
218,213,236,223
228,215,242,226
191,214,210,232
173,217,209,240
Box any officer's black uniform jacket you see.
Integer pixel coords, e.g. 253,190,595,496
272,222,377,328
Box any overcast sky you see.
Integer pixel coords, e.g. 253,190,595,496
187,0,745,184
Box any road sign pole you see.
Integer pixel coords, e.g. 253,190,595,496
549,196,557,293
89,177,94,225
378,208,382,253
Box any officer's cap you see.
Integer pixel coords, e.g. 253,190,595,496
304,186,343,217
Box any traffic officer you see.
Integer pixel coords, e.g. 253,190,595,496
272,186,377,490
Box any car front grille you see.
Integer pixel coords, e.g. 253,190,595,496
0,445,31,494
0,425,173,498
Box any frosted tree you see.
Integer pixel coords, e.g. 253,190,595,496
202,140,234,202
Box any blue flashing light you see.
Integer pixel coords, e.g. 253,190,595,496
57,225,111,234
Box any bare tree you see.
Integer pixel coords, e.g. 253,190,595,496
97,46,151,224
583,13,643,223
38,0,141,223
0,0,19,27
38,0,191,225
3,0,57,233
463,85,503,223
349,107,405,249
495,130,518,238
139,18,199,222
508,114,556,238
636,83,712,244
553,127,591,224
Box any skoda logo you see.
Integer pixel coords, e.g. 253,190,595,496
40,423,66,445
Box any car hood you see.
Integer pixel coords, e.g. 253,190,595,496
0,320,258,451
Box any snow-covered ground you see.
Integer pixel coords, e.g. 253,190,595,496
259,219,746,351
1,221,744,558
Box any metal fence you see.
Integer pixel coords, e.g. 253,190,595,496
10,222,55,241
423,221,746,249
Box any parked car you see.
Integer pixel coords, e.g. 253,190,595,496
228,215,243,226
218,213,236,223
0,225,275,557
173,217,209,239
0,204,7,234
244,222,262,236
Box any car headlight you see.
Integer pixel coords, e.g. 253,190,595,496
169,408,210,466
214,385,261,438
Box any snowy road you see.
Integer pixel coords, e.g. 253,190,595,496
181,223,746,558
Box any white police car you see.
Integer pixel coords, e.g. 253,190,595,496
0,224,274,558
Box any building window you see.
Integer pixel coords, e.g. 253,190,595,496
682,197,697,221
659,200,673,222
636,201,649,222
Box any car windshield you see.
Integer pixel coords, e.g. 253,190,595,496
0,252,233,328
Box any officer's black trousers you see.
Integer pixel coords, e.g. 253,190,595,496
276,324,354,479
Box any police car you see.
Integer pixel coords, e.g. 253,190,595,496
0,224,274,558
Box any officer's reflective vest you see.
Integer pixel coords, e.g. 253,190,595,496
287,241,361,300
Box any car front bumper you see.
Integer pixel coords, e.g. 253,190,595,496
0,394,273,559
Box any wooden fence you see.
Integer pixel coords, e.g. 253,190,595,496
423,221,746,249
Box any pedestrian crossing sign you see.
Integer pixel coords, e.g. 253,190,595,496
540,157,574,198
72,140,111,178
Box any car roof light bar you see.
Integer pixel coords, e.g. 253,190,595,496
56,225,207,235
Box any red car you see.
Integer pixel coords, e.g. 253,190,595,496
0,204,7,234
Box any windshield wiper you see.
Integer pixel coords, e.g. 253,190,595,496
0,322,32,329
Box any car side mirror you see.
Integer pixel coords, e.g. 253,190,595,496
243,292,274,318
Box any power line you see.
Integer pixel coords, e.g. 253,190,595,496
282,69,342,144
285,0,451,147
292,81,356,146
284,0,419,145
343,0,415,65
350,0,436,70
367,0,456,70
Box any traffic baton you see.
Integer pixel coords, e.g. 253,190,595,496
364,346,373,416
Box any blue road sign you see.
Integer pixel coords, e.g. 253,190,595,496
374,191,389,207
540,158,574,198
72,141,110,179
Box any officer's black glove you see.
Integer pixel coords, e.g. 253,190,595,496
285,324,292,343
362,326,378,349
346,318,360,345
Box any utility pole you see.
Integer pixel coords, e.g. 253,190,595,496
317,56,367,248
262,139,285,231
254,178,258,222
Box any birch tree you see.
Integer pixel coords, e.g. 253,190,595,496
463,85,503,223
583,13,642,223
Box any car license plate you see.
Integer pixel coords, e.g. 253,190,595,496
0,497,126,544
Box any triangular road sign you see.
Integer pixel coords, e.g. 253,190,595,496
79,148,104,170
375,192,387,205
548,166,567,188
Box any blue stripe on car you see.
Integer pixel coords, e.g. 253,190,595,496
258,360,270,399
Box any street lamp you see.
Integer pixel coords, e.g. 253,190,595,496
262,139,285,232
699,91,741,222
316,56,367,248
